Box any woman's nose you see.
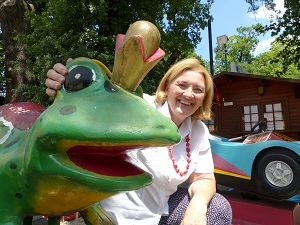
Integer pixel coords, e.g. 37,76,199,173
184,87,193,96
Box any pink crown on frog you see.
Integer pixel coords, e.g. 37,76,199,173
111,20,165,92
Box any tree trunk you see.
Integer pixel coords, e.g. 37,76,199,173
0,0,33,103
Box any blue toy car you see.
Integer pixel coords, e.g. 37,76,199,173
209,122,300,200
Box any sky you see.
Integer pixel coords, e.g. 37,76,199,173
196,0,285,61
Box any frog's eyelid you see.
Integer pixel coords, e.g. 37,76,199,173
93,59,112,78
68,65,77,71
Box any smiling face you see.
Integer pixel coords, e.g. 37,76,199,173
166,70,205,127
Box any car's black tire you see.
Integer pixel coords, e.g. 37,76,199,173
256,149,300,197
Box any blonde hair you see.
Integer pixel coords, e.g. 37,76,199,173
154,58,214,120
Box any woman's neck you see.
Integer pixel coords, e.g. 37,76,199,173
171,116,183,128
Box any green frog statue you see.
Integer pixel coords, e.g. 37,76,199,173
0,21,180,225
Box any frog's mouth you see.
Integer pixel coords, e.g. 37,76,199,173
66,145,145,177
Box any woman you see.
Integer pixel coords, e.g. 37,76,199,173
46,58,232,225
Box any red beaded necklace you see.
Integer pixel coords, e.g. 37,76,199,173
168,135,191,176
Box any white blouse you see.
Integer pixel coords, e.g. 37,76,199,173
99,94,214,225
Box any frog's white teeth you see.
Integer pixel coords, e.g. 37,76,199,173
179,100,191,106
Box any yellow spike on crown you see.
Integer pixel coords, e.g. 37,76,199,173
111,20,165,92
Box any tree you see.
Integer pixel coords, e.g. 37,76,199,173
0,0,278,103
266,0,300,70
1,0,214,104
213,23,300,78
242,40,300,78
0,1,35,103
214,24,264,74
245,0,277,12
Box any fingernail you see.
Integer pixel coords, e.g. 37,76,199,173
55,83,61,89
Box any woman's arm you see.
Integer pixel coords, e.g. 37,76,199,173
181,172,216,225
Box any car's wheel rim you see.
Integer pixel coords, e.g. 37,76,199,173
265,160,293,187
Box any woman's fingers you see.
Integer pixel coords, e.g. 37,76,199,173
46,63,68,87
66,58,73,65
46,88,57,97
45,76,62,90
49,63,68,79
45,60,73,97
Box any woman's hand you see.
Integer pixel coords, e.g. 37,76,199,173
45,58,72,97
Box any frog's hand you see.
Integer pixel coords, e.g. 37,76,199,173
81,204,117,225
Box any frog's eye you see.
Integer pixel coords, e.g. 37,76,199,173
64,66,95,92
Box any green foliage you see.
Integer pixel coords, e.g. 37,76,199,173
214,24,264,73
17,0,213,105
228,24,264,63
213,23,300,79
266,0,300,70
162,0,212,55
241,40,300,79
3,0,287,103
245,0,276,13
215,0,300,75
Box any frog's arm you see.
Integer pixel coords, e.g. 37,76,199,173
80,204,117,225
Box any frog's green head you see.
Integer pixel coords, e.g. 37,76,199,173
26,21,181,214
27,56,180,214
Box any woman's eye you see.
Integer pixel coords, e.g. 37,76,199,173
193,88,204,94
177,83,187,89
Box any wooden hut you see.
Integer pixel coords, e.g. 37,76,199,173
209,72,300,141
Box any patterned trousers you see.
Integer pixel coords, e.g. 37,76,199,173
158,188,232,225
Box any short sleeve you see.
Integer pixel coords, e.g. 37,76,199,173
142,93,156,108
192,120,214,173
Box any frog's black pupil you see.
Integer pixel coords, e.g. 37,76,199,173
65,66,94,92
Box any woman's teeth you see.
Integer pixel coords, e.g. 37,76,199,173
179,100,191,106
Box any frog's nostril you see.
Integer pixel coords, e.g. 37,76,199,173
60,105,77,115
104,80,118,93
